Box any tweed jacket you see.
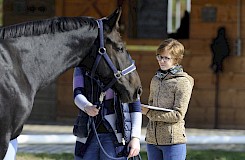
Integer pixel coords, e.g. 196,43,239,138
145,69,194,145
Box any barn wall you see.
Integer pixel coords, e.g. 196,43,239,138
185,0,245,129
146,1,244,129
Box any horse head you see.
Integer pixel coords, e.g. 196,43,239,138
81,8,142,103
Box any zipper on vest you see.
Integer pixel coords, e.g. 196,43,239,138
98,92,106,109
122,138,126,145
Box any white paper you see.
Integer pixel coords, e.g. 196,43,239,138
142,104,174,112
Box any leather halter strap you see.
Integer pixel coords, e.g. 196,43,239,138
90,18,136,92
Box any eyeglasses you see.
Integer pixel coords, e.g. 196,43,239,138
156,55,172,61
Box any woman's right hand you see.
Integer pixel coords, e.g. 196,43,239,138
84,104,100,117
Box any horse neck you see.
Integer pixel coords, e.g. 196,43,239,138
14,27,97,91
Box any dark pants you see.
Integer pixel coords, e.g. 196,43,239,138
146,143,186,160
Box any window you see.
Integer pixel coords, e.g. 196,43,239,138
128,0,191,39
168,0,191,39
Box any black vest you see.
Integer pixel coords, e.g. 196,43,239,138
73,70,124,138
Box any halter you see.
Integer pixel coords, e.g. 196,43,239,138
90,18,136,92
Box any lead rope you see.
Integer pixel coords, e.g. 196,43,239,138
91,118,127,160
89,80,125,160
90,92,142,160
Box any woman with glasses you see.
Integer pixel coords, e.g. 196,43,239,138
141,38,194,160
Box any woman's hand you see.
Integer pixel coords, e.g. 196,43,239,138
127,137,140,158
84,104,99,117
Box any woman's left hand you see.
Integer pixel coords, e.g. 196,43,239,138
127,137,140,158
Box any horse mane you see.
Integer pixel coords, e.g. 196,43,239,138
0,16,97,39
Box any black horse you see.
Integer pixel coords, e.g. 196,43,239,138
0,8,142,159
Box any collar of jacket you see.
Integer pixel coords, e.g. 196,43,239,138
155,65,183,79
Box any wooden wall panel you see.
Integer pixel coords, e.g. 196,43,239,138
219,74,245,89
190,5,201,23
186,0,245,129
217,6,237,22
234,109,245,126
190,23,217,39
191,4,238,23
234,90,245,108
224,57,245,74
241,22,245,38
58,0,117,17
218,90,238,108
130,52,159,104
218,108,235,126
58,69,73,84
188,39,212,55
186,107,215,128
242,6,245,22
192,0,238,6
190,90,215,107
3,0,55,25
191,73,215,89
182,56,213,73
57,84,78,119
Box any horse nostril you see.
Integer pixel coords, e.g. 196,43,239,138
137,87,143,96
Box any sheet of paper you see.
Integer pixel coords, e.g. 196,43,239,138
142,104,174,112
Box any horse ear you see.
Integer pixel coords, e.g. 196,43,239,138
104,7,122,32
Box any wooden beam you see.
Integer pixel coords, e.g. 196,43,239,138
55,0,64,16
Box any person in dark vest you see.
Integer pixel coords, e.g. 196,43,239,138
72,67,142,160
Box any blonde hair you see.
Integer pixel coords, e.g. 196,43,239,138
156,38,184,64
